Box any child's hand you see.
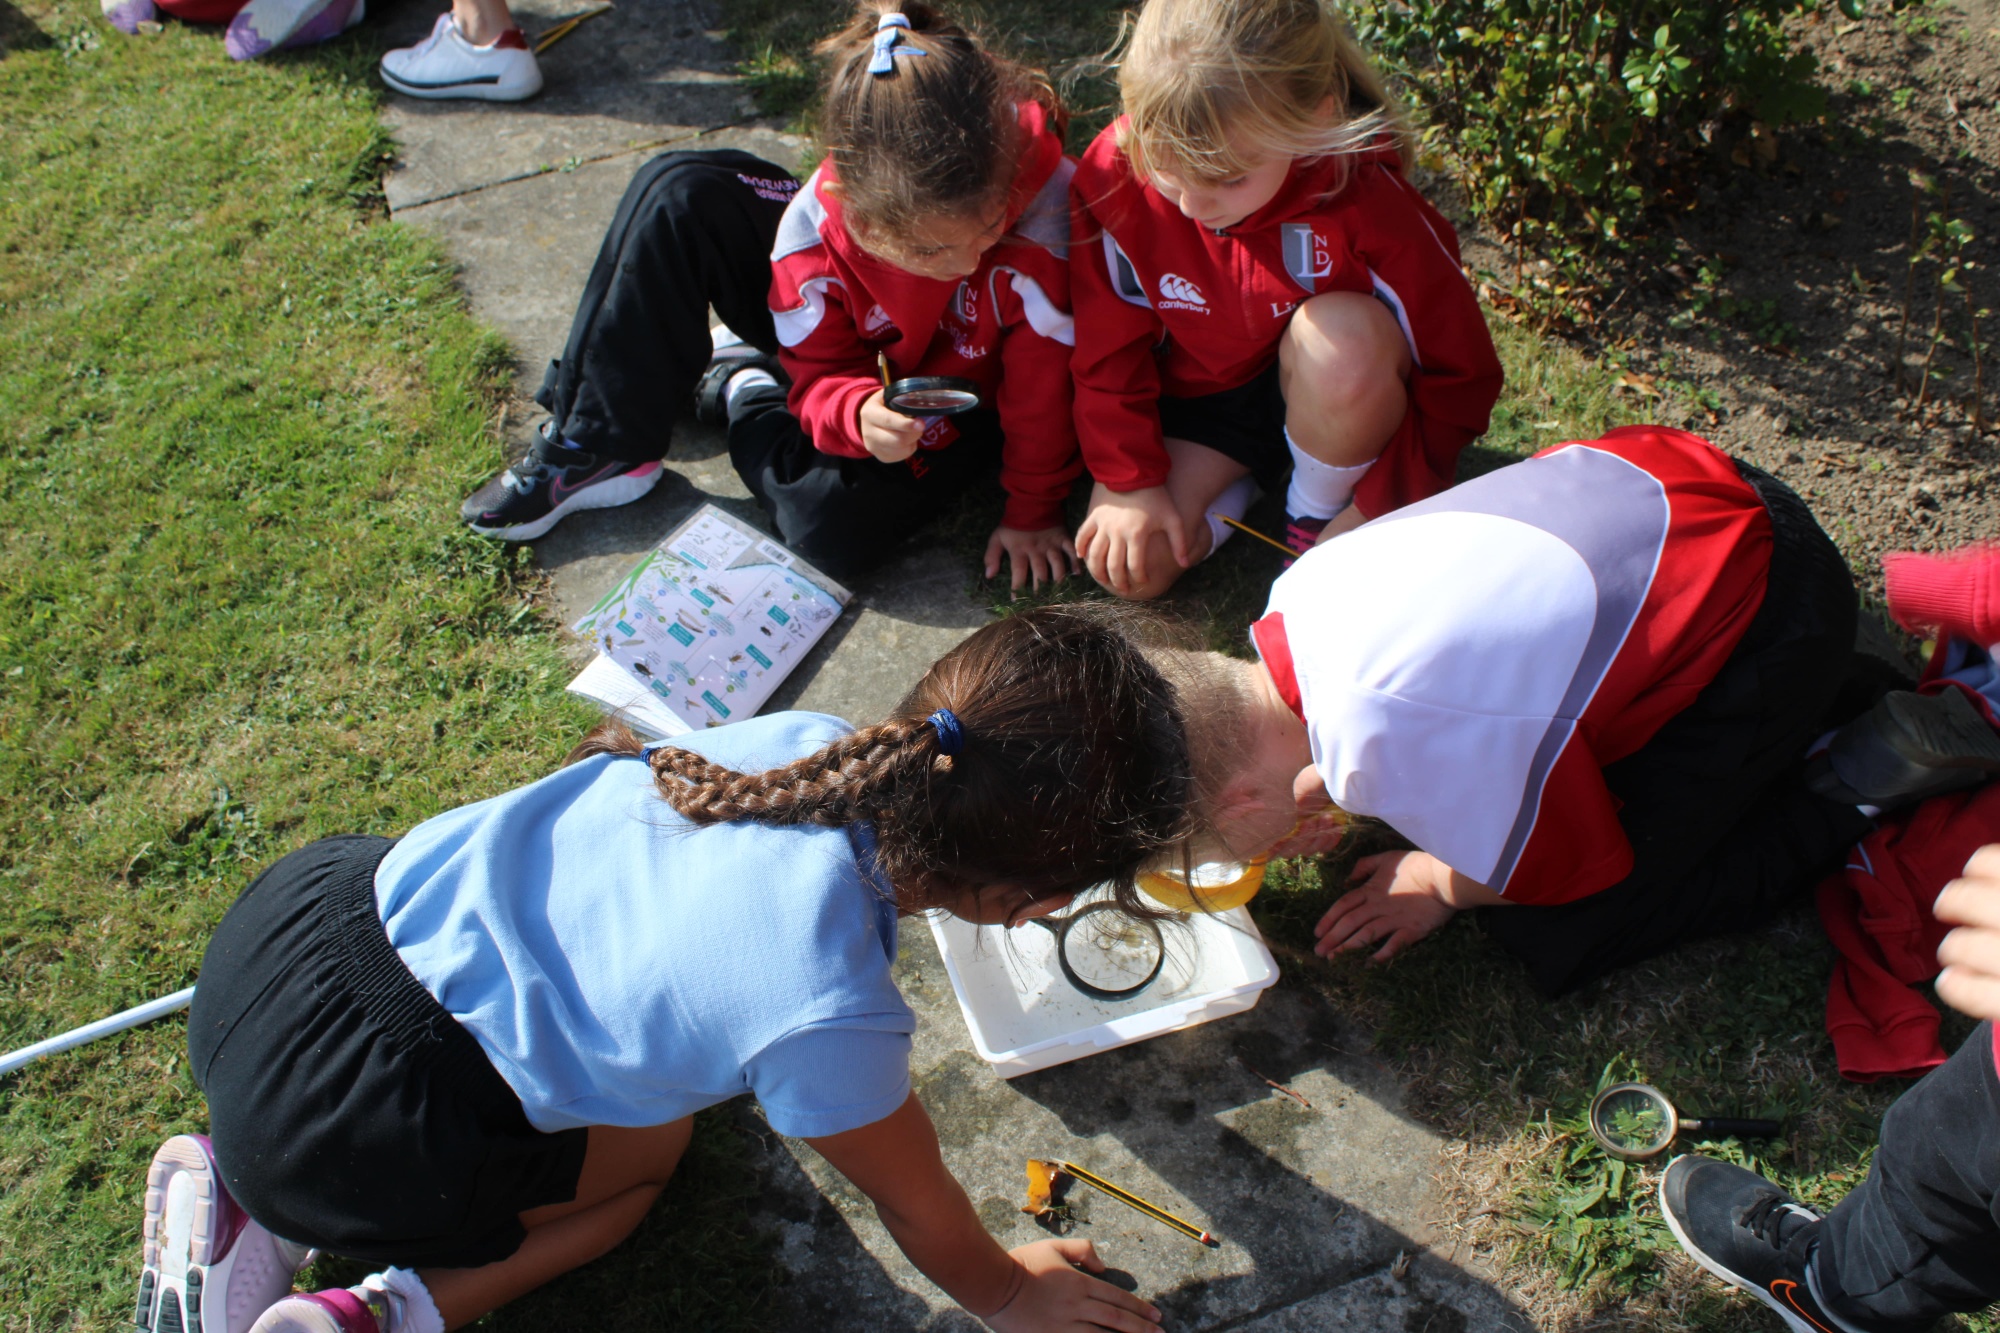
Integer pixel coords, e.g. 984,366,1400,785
984,525,1080,593
1313,850,1457,962
1935,843,2000,1022
1077,484,1189,597
984,1238,1163,1333
858,390,927,463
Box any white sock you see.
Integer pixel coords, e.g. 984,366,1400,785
1284,427,1374,520
1203,475,1260,555
358,1268,444,1333
723,367,778,407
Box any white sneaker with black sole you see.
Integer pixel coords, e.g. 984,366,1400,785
380,13,542,102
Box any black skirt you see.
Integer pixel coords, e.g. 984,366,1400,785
189,835,589,1269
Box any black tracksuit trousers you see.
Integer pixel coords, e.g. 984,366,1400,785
534,148,1002,580
1816,1023,2000,1329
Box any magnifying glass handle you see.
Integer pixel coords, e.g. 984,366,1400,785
1683,1116,1784,1139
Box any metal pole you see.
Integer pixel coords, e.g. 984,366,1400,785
0,987,195,1077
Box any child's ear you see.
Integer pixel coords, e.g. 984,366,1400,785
1211,770,1278,831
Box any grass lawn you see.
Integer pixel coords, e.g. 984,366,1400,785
0,4,772,1326
0,0,1992,1330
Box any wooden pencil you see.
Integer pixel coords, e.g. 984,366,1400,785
1210,513,1298,560
1056,1161,1218,1246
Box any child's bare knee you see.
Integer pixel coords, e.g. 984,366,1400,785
1280,292,1410,412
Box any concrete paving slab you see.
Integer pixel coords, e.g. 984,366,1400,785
376,27,1530,1325
530,426,991,728
391,124,803,369
737,930,1533,1331
376,0,758,211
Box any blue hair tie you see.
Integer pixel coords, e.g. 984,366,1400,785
927,707,964,757
869,11,926,76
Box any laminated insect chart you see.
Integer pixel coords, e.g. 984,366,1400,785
569,504,852,736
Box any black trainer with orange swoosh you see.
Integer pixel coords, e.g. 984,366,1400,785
1659,1156,1873,1333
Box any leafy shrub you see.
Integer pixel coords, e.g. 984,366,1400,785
1348,1,1907,311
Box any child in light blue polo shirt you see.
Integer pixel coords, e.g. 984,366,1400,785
138,604,1198,1333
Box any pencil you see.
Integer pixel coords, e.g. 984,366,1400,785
878,350,892,389
1210,513,1298,560
1056,1161,1218,1247
532,3,611,54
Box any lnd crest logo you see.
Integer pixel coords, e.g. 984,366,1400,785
1281,223,1333,292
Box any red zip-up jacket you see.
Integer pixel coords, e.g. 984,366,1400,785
1071,120,1503,518
768,102,1081,532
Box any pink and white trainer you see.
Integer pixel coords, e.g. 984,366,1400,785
135,1134,313,1333
248,1288,391,1333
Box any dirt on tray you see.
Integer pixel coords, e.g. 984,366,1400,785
1452,0,2000,601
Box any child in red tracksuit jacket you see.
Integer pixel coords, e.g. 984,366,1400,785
1070,0,1503,598
720,2,1081,587
460,1,1080,591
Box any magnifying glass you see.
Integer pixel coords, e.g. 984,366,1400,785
1031,901,1166,1001
1587,1082,1784,1162
884,376,982,417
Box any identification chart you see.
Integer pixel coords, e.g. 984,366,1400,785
570,504,851,734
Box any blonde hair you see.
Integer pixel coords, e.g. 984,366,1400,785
1114,0,1409,189
1138,644,1263,839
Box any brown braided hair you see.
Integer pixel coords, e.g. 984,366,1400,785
567,604,1198,915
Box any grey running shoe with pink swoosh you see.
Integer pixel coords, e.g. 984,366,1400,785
460,421,662,541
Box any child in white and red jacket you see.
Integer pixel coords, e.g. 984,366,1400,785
1069,0,1503,599
460,1,1080,591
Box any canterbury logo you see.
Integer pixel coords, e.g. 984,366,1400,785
1158,273,1206,306
862,304,893,334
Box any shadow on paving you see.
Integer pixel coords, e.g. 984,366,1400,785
733,925,1538,1332
366,0,769,213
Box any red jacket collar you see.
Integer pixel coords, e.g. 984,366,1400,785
1250,612,1305,721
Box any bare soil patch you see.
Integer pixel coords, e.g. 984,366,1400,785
1461,0,2000,598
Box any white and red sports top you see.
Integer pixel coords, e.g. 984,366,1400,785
767,102,1081,532
1251,427,1772,906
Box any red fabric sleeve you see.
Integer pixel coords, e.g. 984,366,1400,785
770,250,876,461
1813,782,2000,1081
990,265,1082,531
1494,735,1635,905
1883,547,2000,643
1069,157,1172,494
154,0,244,20
1345,172,1504,518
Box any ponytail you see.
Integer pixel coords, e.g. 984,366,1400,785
815,1,1064,245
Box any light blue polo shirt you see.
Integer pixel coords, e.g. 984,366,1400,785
373,712,914,1138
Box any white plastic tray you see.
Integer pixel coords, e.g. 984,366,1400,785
928,903,1279,1079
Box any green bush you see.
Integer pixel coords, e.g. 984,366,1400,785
1349,1,1904,306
